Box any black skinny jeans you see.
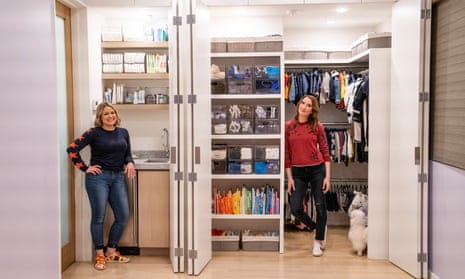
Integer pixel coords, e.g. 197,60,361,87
289,164,327,240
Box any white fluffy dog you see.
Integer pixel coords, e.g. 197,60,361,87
348,209,368,256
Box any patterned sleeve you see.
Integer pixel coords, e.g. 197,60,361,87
66,128,93,172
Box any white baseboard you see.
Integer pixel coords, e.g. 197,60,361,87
429,271,440,279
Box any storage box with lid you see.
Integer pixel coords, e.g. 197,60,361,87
228,145,253,174
254,65,280,94
211,104,227,135
254,145,280,174
212,144,227,174
227,104,254,134
226,64,252,94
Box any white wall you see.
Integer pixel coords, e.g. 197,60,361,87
430,161,465,279
0,0,60,278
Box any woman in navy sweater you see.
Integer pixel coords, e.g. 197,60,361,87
67,102,135,270
285,95,331,257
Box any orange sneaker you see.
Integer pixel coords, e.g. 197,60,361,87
94,255,106,270
105,251,130,263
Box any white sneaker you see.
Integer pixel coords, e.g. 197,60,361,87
312,241,323,257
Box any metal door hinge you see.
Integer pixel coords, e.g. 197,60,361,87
417,252,427,263
188,172,197,182
419,92,429,103
173,95,183,104
188,94,197,104
421,9,431,19
173,16,182,26
186,14,196,25
175,247,184,257
188,249,198,259
174,171,183,181
418,173,428,184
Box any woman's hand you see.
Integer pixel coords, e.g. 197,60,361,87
125,162,136,179
322,177,330,193
287,177,295,195
86,165,102,175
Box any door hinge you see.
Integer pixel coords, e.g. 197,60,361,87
173,16,182,26
188,94,197,104
419,92,429,103
421,8,431,19
417,252,427,263
174,171,183,181
175,247,184,257
186,14,196,25
418,173,428,184
188,172,197,182
173,95,183,104
188,249,198,259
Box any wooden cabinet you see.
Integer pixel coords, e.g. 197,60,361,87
138,170,169,248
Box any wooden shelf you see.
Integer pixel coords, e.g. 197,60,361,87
101,41,169,49
102,73,169,80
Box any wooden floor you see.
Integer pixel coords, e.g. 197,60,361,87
62,226,413,278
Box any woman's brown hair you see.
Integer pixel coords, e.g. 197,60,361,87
94,102,121,127
292,95,320,131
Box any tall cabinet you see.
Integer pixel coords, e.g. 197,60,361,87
210,49,285,253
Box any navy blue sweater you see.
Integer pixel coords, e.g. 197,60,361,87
67,127,134,172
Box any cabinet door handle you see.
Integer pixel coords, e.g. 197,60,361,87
195,146,200,164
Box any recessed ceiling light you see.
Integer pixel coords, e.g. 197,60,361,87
336,7,349,13
326,20,336,25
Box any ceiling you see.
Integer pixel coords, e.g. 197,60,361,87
84,0,395,29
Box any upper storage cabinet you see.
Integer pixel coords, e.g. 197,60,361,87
99,13,170,109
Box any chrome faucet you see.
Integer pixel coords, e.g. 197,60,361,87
162,128,169,157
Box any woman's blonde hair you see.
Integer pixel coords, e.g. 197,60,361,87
94,102,121,127
292,95,320,131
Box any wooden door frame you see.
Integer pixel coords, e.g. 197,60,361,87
56,0,75,271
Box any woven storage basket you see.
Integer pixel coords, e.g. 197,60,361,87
255,36,283,52
211,38,227,53
284,50,304,60
328,51,352,60
227,37,255,52
212,235,240,251
303,51,328,60
242,235,279,251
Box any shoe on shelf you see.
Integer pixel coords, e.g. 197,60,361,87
105,251,130,263
94,255,106,270
312,241,323,257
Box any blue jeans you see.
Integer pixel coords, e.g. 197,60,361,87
85,170,129,250
289,164,327,240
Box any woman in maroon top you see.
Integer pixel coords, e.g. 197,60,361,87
285,95,331,257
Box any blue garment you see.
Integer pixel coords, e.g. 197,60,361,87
288,74,296,103
85,170,129,250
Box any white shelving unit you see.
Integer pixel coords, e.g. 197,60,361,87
100,41,170,108
210,51,285,253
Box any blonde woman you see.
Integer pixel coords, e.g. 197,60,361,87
67,102,136,270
